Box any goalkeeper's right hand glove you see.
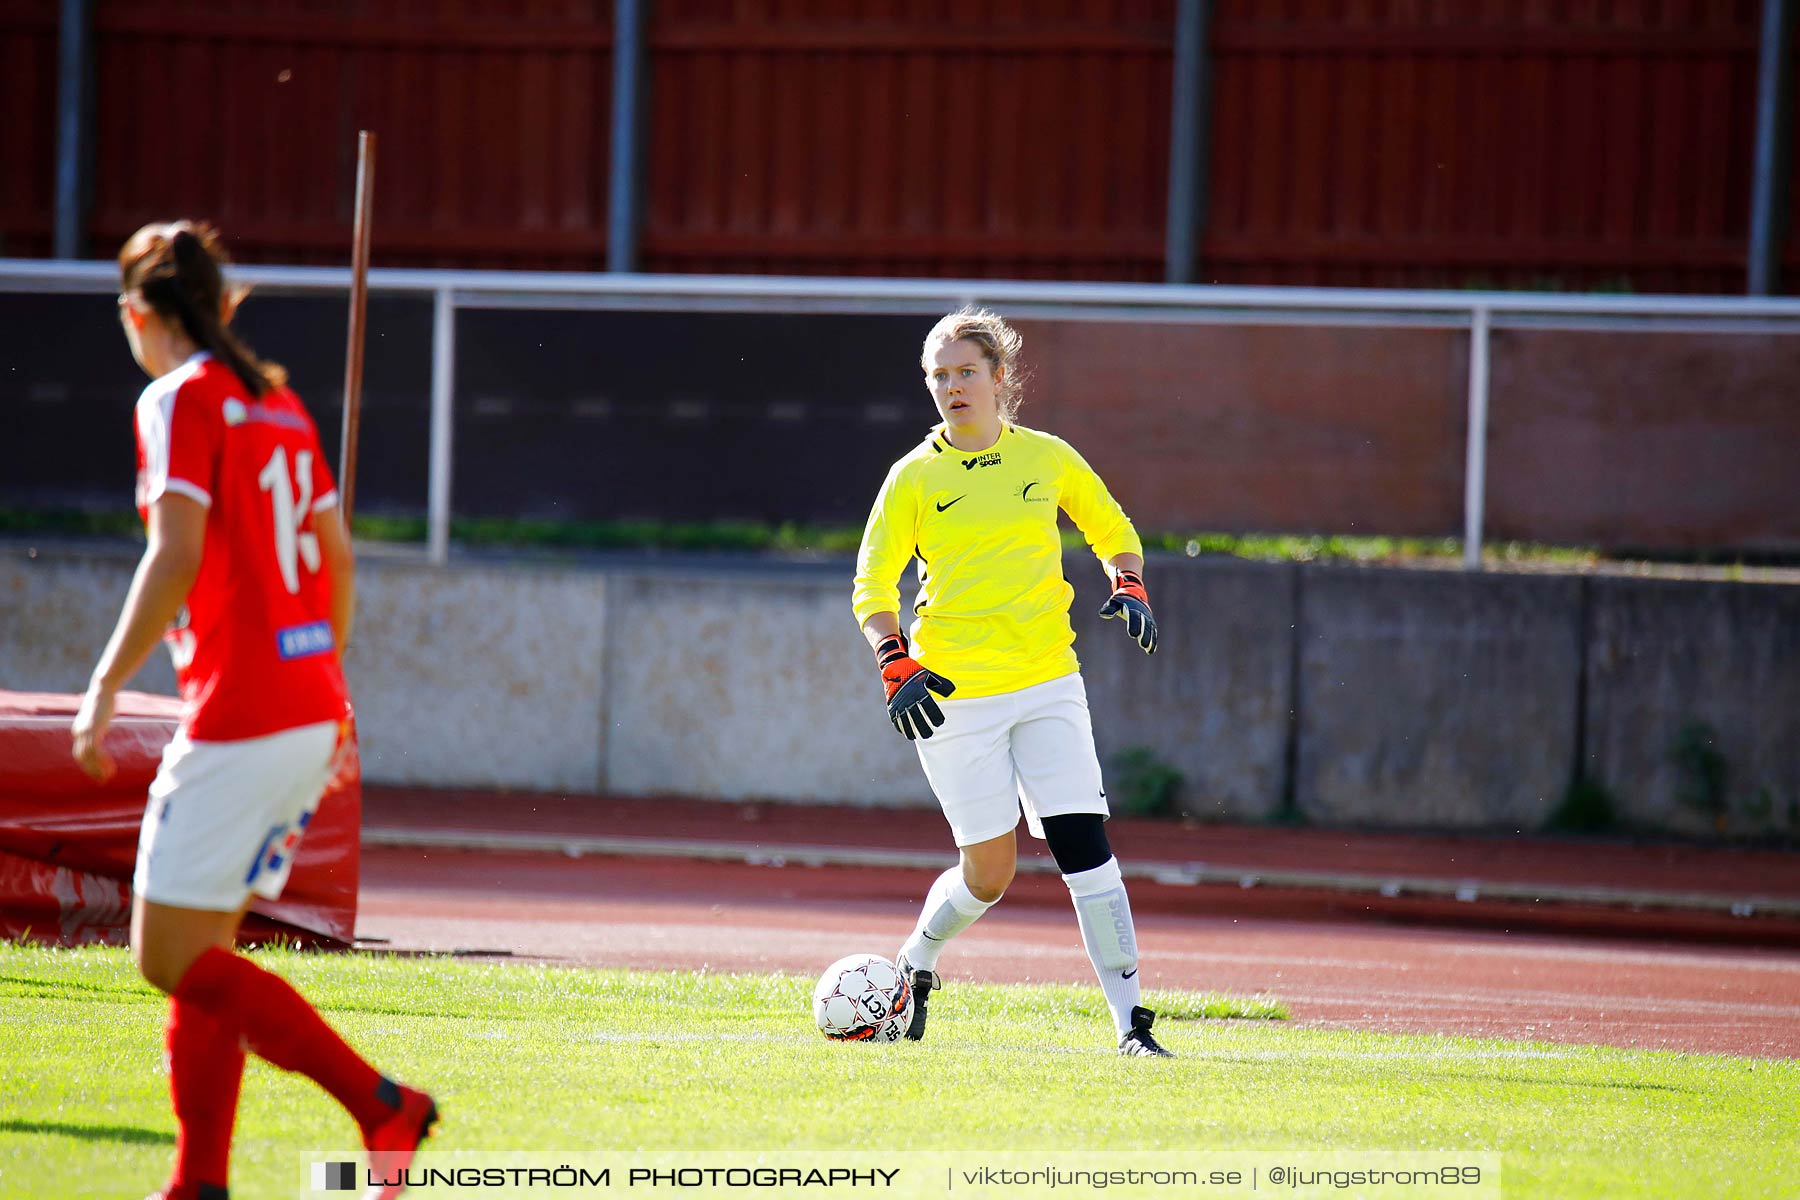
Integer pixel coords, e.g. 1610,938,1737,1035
875,633,956,740
1098,568,1158,654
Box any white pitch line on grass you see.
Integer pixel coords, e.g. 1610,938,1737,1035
930,937,1800,1019
955,932,1800,987
579,1031,806,1046
1186,1047,1586,1062
1238,984,1800,1021
355,912,1800,1015
407,1013,1602,1063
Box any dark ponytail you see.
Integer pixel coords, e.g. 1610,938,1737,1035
118,220,287,397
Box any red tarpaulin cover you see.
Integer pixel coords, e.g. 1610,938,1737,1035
0,690,360,945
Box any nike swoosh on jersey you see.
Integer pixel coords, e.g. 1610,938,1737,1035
936,496,967,512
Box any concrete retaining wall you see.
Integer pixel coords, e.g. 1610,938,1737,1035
0,549,180,700
598,568,926,805
1294,569,1582,828
347,561,608,792
1584,578,1800,836
0,546,608,794
2,543,1793,838
1068,558,1297,822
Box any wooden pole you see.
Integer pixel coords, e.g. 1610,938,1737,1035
339,130,377,524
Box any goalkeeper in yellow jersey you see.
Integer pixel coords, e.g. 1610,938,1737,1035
853,307,1172,1058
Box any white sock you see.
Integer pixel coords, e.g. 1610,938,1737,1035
898,866,996,973
1063,857,1142,1036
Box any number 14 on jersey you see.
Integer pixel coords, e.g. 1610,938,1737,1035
258,446,322,596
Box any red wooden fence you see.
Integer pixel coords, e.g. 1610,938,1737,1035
1205,0,1767,292
0,4,59,259
0,0,1792,290
641,0,1175,279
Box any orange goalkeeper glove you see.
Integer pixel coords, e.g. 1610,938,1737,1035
1098,569,1158,654
875,633,956,740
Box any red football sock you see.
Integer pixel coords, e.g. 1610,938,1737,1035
165,996,244,1192
173,946,389,1136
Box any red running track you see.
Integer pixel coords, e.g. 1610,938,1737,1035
355,846,1800,1060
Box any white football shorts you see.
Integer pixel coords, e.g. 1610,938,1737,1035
913,670,1110,847
133,719,339,911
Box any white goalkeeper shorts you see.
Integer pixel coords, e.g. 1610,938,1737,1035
913,671,1110,848
133,719,339,912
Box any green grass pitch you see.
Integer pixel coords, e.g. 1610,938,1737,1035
1,944,1794,1199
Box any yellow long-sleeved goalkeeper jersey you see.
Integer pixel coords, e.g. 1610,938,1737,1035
852,422,1143,699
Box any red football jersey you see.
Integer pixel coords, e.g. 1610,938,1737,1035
133,352,351,741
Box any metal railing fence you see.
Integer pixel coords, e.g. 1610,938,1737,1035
7,258,1800,567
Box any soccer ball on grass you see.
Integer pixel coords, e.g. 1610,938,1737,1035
812,953,911,1043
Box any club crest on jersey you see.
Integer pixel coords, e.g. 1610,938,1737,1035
276,620,335,661
1015,479,1051,502
961,452,1002,470
222,398,248,426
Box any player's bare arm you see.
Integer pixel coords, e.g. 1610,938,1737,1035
314,503,357,658
859,610,901,649
1106,552,1144,580
71,493,207,781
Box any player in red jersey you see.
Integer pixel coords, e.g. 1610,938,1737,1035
70,222,434,1200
